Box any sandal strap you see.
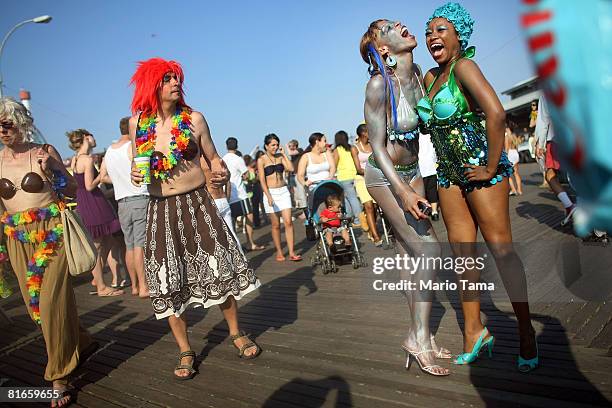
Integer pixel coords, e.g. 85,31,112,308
230,332,260,356
238,340,256,355
179,350,196,359
412,349,436,356
230,330,249,341
175,364,196,372
421,365,443,370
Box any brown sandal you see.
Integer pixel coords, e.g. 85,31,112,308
230,331,261,359
174,350,197,380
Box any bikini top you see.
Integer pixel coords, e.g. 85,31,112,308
0,145,48,200
387,72,421,142
264,163,285,177
416,47,476,125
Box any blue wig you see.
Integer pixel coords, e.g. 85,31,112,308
427,2,475,51
367,44,398,129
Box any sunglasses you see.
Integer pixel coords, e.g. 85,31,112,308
0,122,14,130
162,73,180,83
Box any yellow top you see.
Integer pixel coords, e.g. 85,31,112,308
335,146,357,181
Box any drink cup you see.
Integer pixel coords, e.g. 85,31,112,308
133,156,151,185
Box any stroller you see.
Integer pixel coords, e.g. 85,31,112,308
305,180,366,274
377,205,394,250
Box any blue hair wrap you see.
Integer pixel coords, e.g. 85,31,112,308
367,44,398,129
427,2,474,51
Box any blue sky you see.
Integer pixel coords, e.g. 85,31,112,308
1,0,533,159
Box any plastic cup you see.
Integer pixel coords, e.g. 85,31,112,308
133,156,151,185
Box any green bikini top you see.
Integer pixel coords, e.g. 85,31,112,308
417,47,476,125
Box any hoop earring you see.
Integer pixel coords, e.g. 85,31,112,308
385,55,397,68
367,53,376,75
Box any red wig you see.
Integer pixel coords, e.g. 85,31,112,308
130,58,190,114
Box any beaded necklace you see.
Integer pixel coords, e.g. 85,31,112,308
0,202,64,324
135,107,193,180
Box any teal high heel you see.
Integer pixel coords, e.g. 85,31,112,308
517,342,539,373
454,328,494,365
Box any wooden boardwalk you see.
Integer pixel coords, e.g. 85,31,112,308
1,163,611,408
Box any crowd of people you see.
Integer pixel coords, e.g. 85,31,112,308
1,1,607,406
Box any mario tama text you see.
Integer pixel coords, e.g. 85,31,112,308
372,279,495,292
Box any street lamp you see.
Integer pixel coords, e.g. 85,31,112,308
0,15,52,98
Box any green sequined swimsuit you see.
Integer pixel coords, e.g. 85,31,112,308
416,47,513,192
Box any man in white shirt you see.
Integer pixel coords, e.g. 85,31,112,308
100,117,149,297
222,137,264,251
535,96,576,226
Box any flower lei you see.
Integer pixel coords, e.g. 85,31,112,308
0,202,64,324
135,107,193,180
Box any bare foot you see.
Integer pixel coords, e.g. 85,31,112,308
139,291,150,299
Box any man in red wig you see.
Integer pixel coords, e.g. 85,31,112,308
129,58,261,380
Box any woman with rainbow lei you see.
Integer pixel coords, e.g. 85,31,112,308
0,97,96,407
360,19,450,376
129,58,261,381
418,2,538,372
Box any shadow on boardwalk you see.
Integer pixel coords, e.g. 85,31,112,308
446,291,612,407
198,265,317,362
262,375,353,408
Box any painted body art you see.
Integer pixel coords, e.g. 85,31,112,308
360,19,450,377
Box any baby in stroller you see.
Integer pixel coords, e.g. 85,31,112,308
319,194,351,250
306,180,366,273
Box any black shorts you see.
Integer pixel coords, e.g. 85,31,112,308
230,198,253,218
422,175,439,204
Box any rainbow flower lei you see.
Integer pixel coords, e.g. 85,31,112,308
135,107,193,180
0,202,64,324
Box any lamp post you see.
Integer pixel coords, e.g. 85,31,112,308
0,15,52,98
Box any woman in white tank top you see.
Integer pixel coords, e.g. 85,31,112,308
297,132,336,190
354,123,382,244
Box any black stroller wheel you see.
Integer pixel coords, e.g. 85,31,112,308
360,256,367,268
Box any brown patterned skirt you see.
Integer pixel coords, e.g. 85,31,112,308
144,186,260,319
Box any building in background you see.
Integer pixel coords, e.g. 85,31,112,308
502,76,540,129
502,76,540,162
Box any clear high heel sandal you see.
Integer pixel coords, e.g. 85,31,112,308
404,349,450,376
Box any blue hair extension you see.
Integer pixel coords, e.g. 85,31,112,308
367,44,398,129
427,2,474,51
